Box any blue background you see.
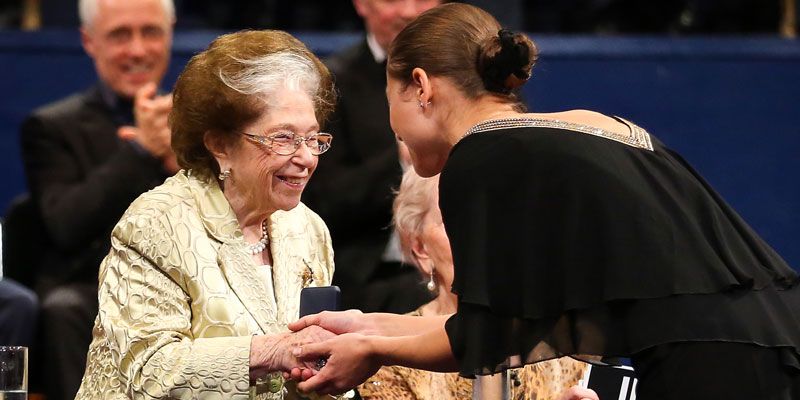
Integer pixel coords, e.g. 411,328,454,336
1,31,798,268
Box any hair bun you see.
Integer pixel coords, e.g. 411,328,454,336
478,29,537,94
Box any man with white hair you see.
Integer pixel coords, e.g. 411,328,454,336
18,1,176,399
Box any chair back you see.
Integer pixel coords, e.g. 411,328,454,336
1,193,48,289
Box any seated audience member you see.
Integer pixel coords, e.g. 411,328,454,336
74,29,344,399
357,168,589,400
19,0,176,398
0,278,37,347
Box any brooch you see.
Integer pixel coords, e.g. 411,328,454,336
301,259,315,287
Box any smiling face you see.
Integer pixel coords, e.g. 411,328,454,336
216,86,321,217
81,0,173,99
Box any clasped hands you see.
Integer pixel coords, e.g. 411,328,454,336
271,310,599,400
248,310,377,396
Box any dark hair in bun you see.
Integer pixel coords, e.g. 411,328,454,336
478,29,537,94
388,3,538,111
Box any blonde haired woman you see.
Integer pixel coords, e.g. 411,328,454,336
357,169,588,400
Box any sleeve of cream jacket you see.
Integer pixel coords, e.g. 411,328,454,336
97,211,253,399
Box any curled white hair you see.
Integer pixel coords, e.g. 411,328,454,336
393,169,441,265
79,0,176,28
219,51,323,109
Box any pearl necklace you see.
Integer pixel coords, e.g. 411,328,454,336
249,220,270,255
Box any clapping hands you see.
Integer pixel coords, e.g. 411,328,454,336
117,82,178,173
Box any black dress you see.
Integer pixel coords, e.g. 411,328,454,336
440,117,800,399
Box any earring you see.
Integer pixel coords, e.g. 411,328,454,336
218,168,231,181
426,266,436,292
418,100,431,108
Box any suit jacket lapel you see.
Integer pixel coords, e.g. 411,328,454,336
186,172,280,333
216,242,278,333
77,87,122,163
268,211,319,325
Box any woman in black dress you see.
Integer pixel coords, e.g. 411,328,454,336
289,3,800,399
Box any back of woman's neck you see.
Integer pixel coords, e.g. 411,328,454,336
446,99,521,146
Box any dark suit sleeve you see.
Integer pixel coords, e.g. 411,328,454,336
302,46,401,241
20,110,167,253
303,114,401,240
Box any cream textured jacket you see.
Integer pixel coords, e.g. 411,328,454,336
75,171,335,400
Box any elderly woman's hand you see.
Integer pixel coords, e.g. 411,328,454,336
249,325,336,382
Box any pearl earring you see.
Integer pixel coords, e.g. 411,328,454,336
426,266,436,292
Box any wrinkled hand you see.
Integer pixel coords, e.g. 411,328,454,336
288,309,369,336
557,386,599,400
117,82,176,171
282,325,338,370
250,325,336,383
291,333,381,395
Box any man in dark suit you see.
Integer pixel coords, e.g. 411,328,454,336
303,0,441,313
18,1,176,399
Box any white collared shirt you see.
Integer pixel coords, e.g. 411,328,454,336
366,33,387,63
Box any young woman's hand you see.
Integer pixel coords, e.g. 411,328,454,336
288,309,372,335
291,333,381,395
557,386,600,400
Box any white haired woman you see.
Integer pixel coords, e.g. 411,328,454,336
356,168,589,400
74,30,344,399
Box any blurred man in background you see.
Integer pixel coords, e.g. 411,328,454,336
18,1,176,399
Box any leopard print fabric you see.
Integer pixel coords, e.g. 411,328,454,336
508,358,588,400
357,309,589,400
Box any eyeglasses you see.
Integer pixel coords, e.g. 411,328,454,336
241,131,333,156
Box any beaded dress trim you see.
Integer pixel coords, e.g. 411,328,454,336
462,117,654,151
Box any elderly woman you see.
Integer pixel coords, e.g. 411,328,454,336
74,30,341,399
357,168,589,400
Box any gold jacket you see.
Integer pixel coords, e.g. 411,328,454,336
75,171,334,400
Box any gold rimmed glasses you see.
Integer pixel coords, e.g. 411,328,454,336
241,131,333,156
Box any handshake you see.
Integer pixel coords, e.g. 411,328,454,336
257,310,599,400
249,310,380,396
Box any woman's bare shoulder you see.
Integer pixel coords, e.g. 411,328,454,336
526,109,633,139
